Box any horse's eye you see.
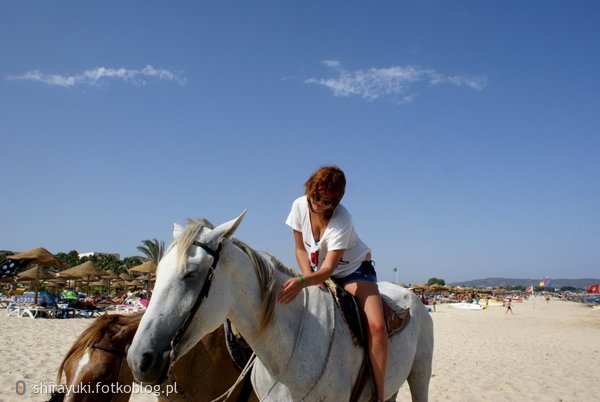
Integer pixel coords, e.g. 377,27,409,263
184,270,200,279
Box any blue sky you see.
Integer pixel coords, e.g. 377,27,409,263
1,1,599,285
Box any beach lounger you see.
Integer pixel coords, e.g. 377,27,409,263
114,295,148,314
0,296,14,308
6,302,57,318
7,291,61,319
18,305,57,318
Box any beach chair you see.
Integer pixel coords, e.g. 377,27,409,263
64,298,105,318
0,295,14,308
7,291,59,319
18,305,57,318
114,296,148,314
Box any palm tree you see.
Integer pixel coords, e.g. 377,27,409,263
137,239,164,264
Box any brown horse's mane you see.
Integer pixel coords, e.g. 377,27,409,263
57,312,144,383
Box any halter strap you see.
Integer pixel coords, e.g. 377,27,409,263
170,241,222,355
91,342,127,358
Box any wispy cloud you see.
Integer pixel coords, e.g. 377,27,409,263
7,65,186,87
305,60,487,103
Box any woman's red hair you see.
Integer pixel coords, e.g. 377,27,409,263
304,165,346,203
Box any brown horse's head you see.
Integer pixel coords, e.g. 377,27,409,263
56,312,143,402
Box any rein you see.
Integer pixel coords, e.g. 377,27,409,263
170,241,222,355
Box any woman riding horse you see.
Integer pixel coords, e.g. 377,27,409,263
278,165,388,402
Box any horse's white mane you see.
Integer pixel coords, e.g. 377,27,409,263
171,218,298,332
169,218,215,271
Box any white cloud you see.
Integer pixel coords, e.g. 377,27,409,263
7,65,186,87
306,60,487,102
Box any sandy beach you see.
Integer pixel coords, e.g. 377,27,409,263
1,297,598,402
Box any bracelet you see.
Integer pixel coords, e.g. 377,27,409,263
298,273,306,288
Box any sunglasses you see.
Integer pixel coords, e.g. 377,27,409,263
312,192,336,208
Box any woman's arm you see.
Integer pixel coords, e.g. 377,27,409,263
293,230,313,278
278,246,344,304
303,249,343,287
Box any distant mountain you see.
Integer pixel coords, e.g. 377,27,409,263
449,277,600,289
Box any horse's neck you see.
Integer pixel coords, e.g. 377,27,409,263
223,246,309,369
104,318,138,351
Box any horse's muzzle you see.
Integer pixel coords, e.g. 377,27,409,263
128,348,171,385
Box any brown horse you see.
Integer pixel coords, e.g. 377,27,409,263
53,312,256,402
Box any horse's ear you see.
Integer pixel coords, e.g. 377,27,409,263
211,210,247,243
173,223,184,239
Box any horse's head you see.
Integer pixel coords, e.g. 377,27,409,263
127,211,246,384
58,313,141,402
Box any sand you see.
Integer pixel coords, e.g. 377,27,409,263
397,297,599,402
0,297,598,402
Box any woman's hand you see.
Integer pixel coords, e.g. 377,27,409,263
277,277,303,304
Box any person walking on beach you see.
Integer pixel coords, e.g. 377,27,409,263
277,165,388,402
505,298,513,315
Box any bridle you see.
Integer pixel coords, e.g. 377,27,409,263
89,342,128,397
91,343,127,358
170,240,222,355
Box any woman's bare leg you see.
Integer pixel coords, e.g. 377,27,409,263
344,281,388,401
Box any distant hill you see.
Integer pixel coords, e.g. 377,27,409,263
449,278,600,289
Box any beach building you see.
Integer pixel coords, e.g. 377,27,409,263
78,251,120,260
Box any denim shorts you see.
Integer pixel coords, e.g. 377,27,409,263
333,260,377,287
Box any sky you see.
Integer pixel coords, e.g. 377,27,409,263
1,1,599,285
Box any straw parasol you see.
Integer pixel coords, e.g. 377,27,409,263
100,270,119,290
10,247,62,304
102,271,119,279
119,272,133,281
59,261,105,294
90,279,110,287
111,280,127,289
128,261,157,274
9,247,63,268
18,266,57,281
128,261,157,293
126,280,143,289
135,273,152,281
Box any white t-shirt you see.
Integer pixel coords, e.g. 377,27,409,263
285,195,370,278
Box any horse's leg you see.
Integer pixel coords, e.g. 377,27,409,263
406,319,433,402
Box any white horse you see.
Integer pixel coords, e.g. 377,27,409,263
127,212,433,401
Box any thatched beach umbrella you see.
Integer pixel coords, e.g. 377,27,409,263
129,261,157,293
126,280,142,289
102,271,119,279
119,272,133,281
17,267,57,303
128,261,157,274
18,266,57,281
90,279,110,287
59,261,105,294
11,247,63,304
135,273,152,281
9,247,63,268
48,277,66,285
100,270,119,290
